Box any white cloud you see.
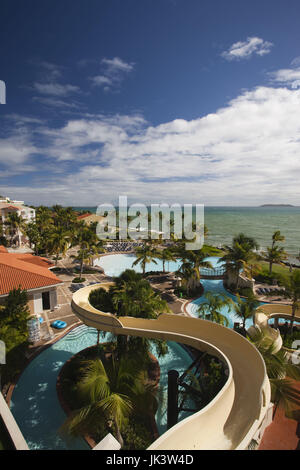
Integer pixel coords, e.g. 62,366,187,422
33,82,80,96
32,96,81,109
5,61,300,206
101,57,134,74
89,75,113,87
221,37,273,61
90,56,134,91
269,67,300,89
0,135,37,166
10,85,297,206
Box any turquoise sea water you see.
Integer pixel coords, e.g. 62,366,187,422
73,206,300,257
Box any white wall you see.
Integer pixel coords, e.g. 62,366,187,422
33,292,43,314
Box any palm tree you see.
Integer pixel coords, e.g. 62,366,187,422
175,261,199,295
264,231,286,274
265,246,287,275
47,226,72,265
250,329,300,418
184,249,213,280
36,206,54,232
278,270,300,333
233,233,259,251
219,235,259,290
157,248,177,273
132,246,158,275
5,212,24,247
72,227,104,279
60,356,155,447
232,293,259,331
110,270,169,319
197,292,233,327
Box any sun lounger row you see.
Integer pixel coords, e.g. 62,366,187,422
256,287,283,295
104,242,144,252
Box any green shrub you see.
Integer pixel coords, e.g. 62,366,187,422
122,416,153,450
74,267,95,274
236,287,253,298
282,330,300,349
89,287,113,312
72,277,86,283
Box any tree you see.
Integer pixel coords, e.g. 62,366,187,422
132,246,158,275
109,270,169,319
47,226,72,265
250,329,300,418
156,248,177,273
232,293,259,331
24,222,42,255
72,227,104,279
197,292,233,327
278,270,300,333
265,231,287,274
60,355,156,447
175,261,199,295
0,288,30,351
219,234,259,290
184,249,213,280
4,212,24,247
89,270,169,360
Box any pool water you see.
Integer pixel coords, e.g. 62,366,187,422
10,254,271,449
94,253,224,277
186,279,257,329
10,326,196,450
96,254,254,328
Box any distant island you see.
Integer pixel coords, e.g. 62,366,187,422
260,204,295,207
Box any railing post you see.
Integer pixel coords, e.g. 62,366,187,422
167,370,179,429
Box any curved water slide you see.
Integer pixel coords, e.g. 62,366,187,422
71,283,271,450
257,303,300,324
250,304,300,354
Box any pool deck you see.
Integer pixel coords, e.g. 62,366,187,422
34,250,188,348
259,379,300,450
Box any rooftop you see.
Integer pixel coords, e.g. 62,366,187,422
0,247,63,296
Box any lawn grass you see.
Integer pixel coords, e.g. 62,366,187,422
259,261,291,278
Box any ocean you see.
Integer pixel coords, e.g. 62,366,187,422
73,206,300,259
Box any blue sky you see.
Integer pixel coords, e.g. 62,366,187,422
1,0,300,206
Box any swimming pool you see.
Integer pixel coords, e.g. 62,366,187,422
95,253,254,328
94,253,224,277
10,325,195,450
186,279,256,329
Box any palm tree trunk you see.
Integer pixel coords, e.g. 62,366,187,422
236,270,240,290
114,420,124,448
18,229,22,247
80,259,84,280
269,261,273,274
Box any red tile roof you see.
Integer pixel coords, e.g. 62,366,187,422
0,246,8,253
77,213,92,220
2,205,19,211
16,254,55,269
0,250,62,296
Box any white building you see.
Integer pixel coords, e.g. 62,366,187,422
0,197,36,245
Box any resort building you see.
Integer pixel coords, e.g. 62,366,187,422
0,246,62,315
0,197,36,246
0,197,36,225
